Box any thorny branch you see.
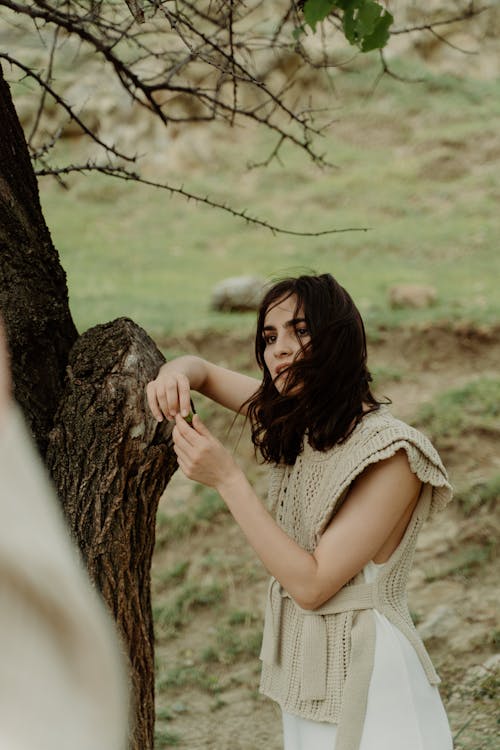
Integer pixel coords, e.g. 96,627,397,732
0,52,136,162
33,160,370,237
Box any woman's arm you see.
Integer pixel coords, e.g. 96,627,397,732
173,415,422,610
146,355,260,420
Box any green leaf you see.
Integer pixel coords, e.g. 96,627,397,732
303,0,336,33
342,1,393,51
357,1,382,37
342,5,358,45
361,9,393,51
302,0,392,51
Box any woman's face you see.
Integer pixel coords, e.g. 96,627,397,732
262,294,311,393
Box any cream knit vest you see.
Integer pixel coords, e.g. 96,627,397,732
259,406,452,750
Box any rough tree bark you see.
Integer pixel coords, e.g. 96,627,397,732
47,318,177,748
0,62,178,749
0,62,78,457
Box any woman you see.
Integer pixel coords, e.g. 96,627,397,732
146,273,453,750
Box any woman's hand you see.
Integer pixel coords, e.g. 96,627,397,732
146,356,260,421
146,363,194,422
172,414,242,491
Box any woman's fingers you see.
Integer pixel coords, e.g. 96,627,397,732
146,371,192,422
146,381,164,422
172,420,199,480
173,413,198,446
173,373,192,418
191,414,209,435
172,414,237,489
158,379,177,419
172,415,216,480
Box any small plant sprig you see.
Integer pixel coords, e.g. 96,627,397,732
298,0,394,52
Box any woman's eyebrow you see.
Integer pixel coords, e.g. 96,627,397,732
262,317,306,332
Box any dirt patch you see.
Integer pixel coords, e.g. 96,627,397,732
153,323,499,749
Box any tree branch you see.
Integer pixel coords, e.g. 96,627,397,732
391,6,489,36
34,160,370,237
0,52,137,163
1,0,492,219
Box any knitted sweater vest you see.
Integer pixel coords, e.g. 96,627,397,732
259,406,452,750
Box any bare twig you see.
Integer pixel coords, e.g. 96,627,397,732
427,27,478,55
34,160,370,237
391,6,489,35
0,52,137,162
27,25,59,146
247,135,286,169
374,49,426,88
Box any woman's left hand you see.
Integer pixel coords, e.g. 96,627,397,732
172,414,241,490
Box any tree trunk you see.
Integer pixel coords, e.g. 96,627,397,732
0,62,177,749
0,63,78,457
47,318,177,749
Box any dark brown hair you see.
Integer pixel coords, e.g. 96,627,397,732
246,273,383,465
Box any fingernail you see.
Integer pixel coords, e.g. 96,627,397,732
181,409,189,417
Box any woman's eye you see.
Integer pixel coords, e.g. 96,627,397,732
296,327,309,338
264,334,277,345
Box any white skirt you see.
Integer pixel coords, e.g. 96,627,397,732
282,561,453,750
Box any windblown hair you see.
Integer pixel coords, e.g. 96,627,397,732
246,273,383,465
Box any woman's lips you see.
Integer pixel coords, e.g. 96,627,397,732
274,363,291,379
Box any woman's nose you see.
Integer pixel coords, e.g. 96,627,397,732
275,333,293,356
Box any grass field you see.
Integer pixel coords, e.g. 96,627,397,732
38,57,500,339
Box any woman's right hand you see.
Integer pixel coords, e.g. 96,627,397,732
146,363,193,422
146,355,259,420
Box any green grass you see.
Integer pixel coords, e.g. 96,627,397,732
200,628,261,666
443,659,500,750
36,57,500,339
227,609,258,626
455,474,500,517
154,728,182,748
371,365,404,386
158,561,190,585
200,610,262,666
424,542,495,583
414,378,500,440
156,487,229,548
471,672,499,702
153,581,226,637
490,630,500,650
157,664,222,694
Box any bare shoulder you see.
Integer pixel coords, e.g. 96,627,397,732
351,448,422,499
